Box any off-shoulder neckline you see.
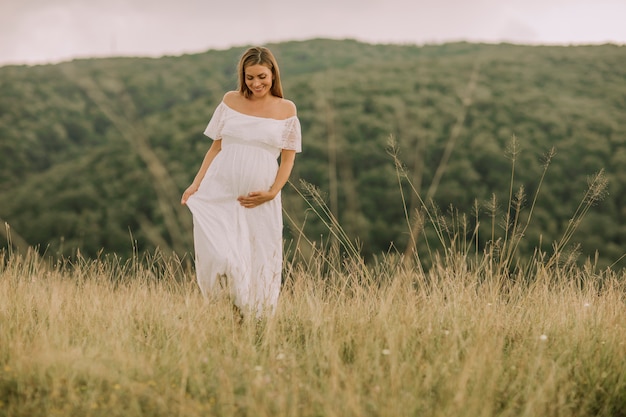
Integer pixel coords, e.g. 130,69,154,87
221,101,297,121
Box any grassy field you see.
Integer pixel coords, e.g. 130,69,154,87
1,245,625,417
1,149,625,416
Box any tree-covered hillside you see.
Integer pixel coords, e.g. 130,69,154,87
0,39,624,268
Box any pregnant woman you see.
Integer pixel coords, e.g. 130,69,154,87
181,46,302,318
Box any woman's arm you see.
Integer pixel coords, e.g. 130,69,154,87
237,149,296,208
180,140,222,205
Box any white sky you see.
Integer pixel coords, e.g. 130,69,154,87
1,0,625,66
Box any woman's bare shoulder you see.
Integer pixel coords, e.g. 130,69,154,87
222,91,241,105
278,98,297,118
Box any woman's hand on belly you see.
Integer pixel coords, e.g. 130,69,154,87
237,190,277,208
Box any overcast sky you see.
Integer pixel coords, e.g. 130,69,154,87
1,0,625,66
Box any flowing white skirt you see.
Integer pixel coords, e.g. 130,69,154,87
186,139,283,315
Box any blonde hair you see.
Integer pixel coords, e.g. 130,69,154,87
237,46,284,99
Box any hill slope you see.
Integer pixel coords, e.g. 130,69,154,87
0,39,625,267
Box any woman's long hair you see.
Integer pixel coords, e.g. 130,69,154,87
237,46,284,99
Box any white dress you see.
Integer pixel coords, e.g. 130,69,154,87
186,101,302,315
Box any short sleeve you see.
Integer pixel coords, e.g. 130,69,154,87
281,117,302,153
203,102,227,140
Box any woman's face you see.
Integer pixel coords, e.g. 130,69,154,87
244,64,273,98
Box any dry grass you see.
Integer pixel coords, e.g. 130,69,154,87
2,133,625,416
1,246,625,417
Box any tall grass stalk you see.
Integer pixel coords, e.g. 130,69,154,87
286,179,372,291
388,134,611,281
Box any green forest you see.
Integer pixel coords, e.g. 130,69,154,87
0,39,625,268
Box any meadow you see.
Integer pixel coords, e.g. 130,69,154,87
1,236,625,417
2,139,626,417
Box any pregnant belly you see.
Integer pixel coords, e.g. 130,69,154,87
214,146,278,196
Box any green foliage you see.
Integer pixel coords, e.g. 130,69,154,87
0,39,625,268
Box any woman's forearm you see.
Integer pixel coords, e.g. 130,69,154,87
192,140,222,187
269,150,296,197
181,140,222,205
